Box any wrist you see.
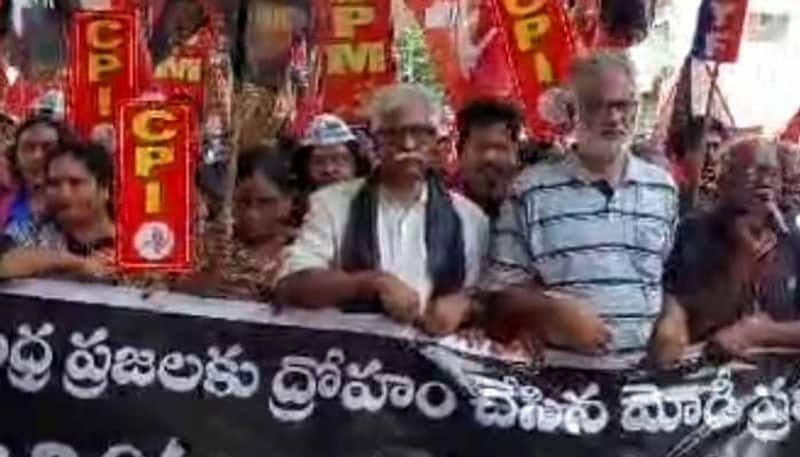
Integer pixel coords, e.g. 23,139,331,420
754,318,779,346
353,271,383,301
59,252,85,270
465,290,487,326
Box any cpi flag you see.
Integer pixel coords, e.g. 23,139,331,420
491,0,575,138
117,100,196,271
691,0,749,62
68,10,139,138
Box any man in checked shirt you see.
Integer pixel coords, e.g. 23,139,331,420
480,50,684,357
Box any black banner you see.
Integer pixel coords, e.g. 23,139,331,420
0,279,799,456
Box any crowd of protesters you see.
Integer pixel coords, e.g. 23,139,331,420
0,49,799,366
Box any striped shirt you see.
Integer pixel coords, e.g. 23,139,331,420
482,154,679,351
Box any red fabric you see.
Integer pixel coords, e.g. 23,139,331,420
117,101,196,271
0,61,61,120
490,0,576,138
68,11,140,137
316,0,396,121
781,108,800,144
691,0,749,63
404,0,520,109
145,26,215,115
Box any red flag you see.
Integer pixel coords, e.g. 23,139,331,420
315,0,396,120
68,10,139,138
691,0,749,63
490,0,575,138
117,100,196,271
405,0,516,109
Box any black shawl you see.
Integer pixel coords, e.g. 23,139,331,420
340,172,466,312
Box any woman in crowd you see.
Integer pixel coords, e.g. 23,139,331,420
174,148,294,300
232,148,294,285
5,115,76,243
0,141,114,279
290,114,370,224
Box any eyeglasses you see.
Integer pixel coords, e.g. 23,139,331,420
375,125,437,145
581,98,638,115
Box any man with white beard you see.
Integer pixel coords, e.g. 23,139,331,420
481,51,681,356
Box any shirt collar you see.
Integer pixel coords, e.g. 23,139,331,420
379,181,428,208
563,151,646,186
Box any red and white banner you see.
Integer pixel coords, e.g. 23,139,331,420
691,0,749,63
68,10,140,139
117,100,195,271
490,0,575,138
406,0,516,108
316,0,396,121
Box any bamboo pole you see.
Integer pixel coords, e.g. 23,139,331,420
684,61,721,211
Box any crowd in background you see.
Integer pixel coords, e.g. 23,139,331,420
0,49,799,367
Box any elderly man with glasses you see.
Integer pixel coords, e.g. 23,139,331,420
480,51,681,358
275,84,489,334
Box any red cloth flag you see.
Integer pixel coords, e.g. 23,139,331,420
315,0,396,120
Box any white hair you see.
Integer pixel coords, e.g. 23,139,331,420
570,50,638,104
367,84,442,132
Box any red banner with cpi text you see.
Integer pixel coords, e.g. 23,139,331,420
491,0,575,137
117,100,195,271
316,0,396,121
68,10,139,139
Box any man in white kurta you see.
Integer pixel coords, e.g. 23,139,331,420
275,84,488,335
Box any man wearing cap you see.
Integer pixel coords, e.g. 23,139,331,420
275,84,489,335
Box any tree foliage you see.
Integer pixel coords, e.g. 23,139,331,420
396,25,445,102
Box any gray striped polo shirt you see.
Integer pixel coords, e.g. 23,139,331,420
482,154,679,351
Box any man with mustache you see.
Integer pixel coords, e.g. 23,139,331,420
275,84,489,335
480,51,680,356
455,99,523,219
655,137,800,364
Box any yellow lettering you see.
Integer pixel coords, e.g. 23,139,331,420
332,6,375,38
135,146,174,178
145,181,162,213
98,86,112,117
87,19,122,50
132,110,177,143
154,57,202,82
502,0,547,17
514,14,551,52
88,53,121,83
325,42,386,74
533,52,553,84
